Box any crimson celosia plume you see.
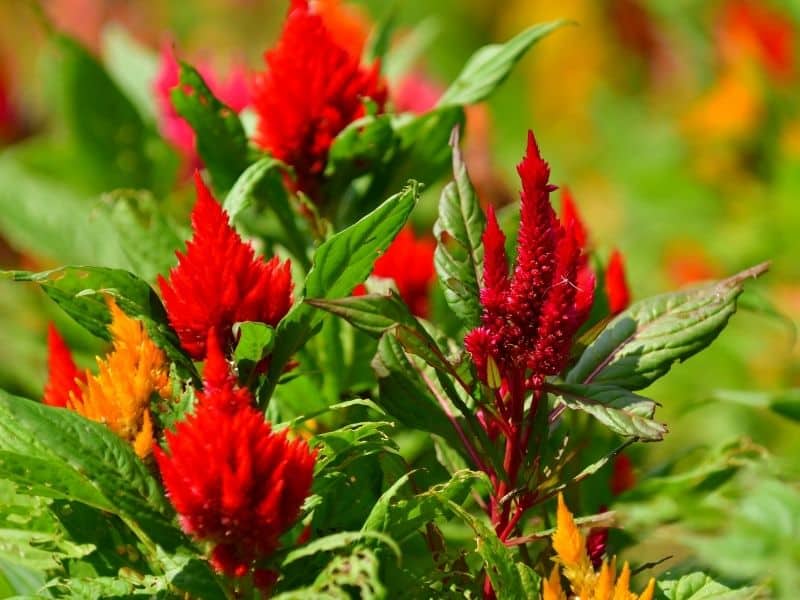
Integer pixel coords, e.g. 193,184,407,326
158,173,293,360
466,132,594,388
43,324,86,408
251,0,387,197
155,337,315,581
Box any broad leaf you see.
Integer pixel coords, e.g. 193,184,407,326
0,392,179,549
656,572,763,600
233,321,275,383
171,62,249,192
567,264,769,390
437,21,568,107
2,267,196,380
551,383,667,441
711,388,800,422
101,24,159,123
265,183,418,401
434,129,485,328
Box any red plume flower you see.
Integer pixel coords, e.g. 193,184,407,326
158,173,293,360
466,132,594,389
155,333,315,580
42,324,86,408
355,226,436,317
251,0,387,197
605,249,631,316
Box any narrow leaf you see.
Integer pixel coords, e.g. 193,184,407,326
437,21,568,107
433,128,485,327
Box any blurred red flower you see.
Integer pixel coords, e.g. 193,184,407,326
251,0,387,198
155,334,315,582
42,324,86,408
158,173,293,360
605,248,631,316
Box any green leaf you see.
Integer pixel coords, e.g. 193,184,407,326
0,155,129,268
3,267,197,380
223,156,311,270
0,392,179,549
281,531,400,567
363,470,486,545
437,21,568,107
264,183,419,402
551,383,667,441
51,35,153,190
567,263,770,390
100,190,183,283
171,62,249,192
371,333,460,444
434,128,485,328
233,321,275,382
710,388,800,422
43,574,166,598
656,572,763,600
446,502,527,600
101,24,159,123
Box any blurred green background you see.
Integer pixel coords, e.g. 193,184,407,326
0,0,798,594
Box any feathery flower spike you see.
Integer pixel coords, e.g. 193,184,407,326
158,173,293,360
43,324,86,408
155,342,315,582
69,299,171,458
606,248,631,316
252,0,387,197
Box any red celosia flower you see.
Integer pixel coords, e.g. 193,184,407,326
610,453,636,496
355,226,436,317
719,0,795,82
465,132,594,389
586,525,608,569
158,173,293,360
155,340,315,580
605,249,631,316
251,0,388,197
42,324,86,408
394,71,444,115
315,0,371,60
154,44,250,169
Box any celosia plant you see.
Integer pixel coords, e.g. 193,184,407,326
0,2,778,599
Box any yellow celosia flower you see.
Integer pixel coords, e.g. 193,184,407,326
69,298,170,458
548,493,656,600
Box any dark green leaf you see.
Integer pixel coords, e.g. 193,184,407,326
437,21,568,107
551,383,667,441
567,263,770,390
171,62,249,192
52,35,153,190
434,128,485,328
2,267,196,380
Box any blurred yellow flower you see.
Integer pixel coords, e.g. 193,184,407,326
549,493,655,600
69,298,170,458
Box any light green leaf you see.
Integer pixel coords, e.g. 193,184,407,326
233,321,275,382
710,388,800,422
434,129,485,328
551,383,667,441
656,572,763,600
567,263,769,390
101,24,159,123
281,531,400,567
171,62,249,192
437,21,568,107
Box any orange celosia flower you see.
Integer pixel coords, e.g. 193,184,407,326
68,299,171,458
549,493,656,600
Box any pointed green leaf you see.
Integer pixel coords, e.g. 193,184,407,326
551,383,667,441
656,572,763,600
2,267,196,380
171,62,249,192
434,129,485,328
437,20,569,107
567,263,769,390
264,183,418,402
